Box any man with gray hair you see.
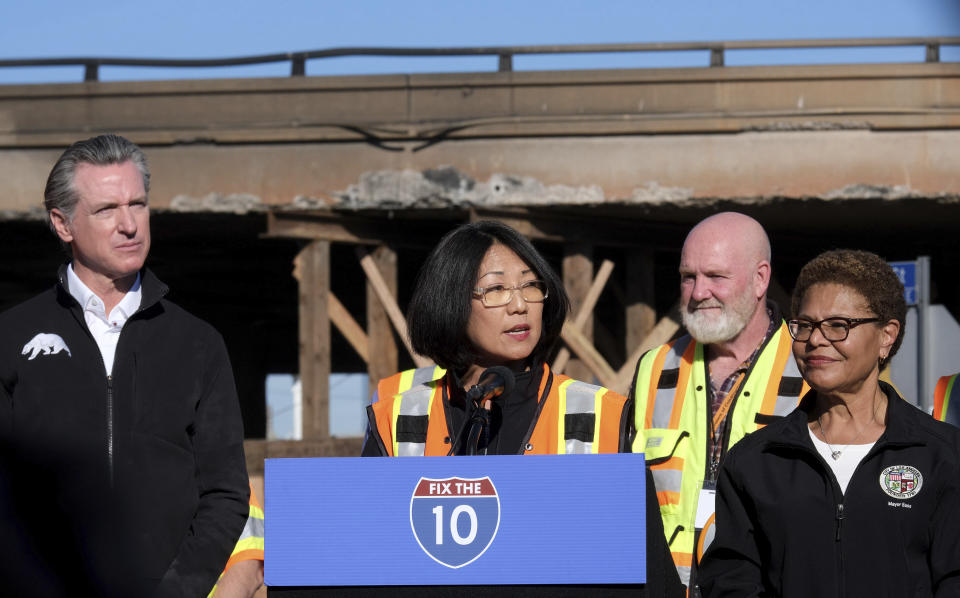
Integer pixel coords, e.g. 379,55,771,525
629,212,808,596
0,134,248,597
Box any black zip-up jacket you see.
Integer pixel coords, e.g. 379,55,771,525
0,266,248,597
700,382,960,598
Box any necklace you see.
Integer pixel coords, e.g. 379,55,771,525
817,413,867,460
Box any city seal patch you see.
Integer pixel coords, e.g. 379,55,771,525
410,476,500,569
880,465,922,499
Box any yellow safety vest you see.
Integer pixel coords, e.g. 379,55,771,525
631,322,807,587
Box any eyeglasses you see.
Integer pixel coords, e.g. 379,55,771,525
472,280,548,307
787,317,880,342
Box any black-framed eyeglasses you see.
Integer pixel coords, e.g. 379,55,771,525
472,280,548,307
787,317,880,342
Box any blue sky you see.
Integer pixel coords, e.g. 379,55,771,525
2,0,958,83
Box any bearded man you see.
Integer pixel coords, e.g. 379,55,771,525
629,212,808,596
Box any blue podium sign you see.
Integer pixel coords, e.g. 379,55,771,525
265,454,646,587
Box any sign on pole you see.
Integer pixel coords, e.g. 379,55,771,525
889,261,918,306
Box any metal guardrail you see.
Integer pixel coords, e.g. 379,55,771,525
1,37,958,82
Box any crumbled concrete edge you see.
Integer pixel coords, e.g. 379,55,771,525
0,206,48,221
327,169,960,209
169,193,265,214
745,120,871,132
823,184,925,201
333,166,696,209
2,174,959,223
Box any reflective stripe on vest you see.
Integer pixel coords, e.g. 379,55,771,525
631,322,807,586
208,483,265,598
376,365,446,405
391,366,445,457
374,365,625,456
559,379,607,454
934,373,960,427
647,336,695,430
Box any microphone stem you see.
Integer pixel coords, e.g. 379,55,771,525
466,399,492,456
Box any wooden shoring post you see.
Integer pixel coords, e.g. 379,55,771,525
329,292,369,364
357,246,432,369
560,323,620,390
294,241,331,440
616,301,682,391
562,242,595,382
364,244,400,392
625,248,657,368
553,259,615,373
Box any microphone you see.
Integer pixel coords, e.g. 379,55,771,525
465,366,515,404
465,366,515,455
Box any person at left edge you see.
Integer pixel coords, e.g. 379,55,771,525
362,220,682,597
0,134,249,597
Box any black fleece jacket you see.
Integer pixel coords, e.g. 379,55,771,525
0,266,248,598
700,382,960,598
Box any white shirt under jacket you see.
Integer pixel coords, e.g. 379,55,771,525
66,263,142,376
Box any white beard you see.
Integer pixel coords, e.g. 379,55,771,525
682,294,758,344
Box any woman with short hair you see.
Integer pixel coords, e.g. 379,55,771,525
363,219,628,457
700,249,960,597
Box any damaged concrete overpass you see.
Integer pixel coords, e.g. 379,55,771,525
1,38,959,468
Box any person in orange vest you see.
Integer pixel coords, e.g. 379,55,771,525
629,212,808,594
933,373,960,427
362,220,682,596
209,481,265,598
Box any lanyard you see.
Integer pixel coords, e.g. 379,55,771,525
711,371,745,432
708,371,745,481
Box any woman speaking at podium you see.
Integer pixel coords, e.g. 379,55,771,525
362,220,629,458
361,221,681,596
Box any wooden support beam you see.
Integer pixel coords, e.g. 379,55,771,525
357,246,432,368
469,207,678,247
329,291,369,364
553,259,614,373
266,210,456,247
625,249,657,362
294,241,331,440
617,302,682,391
365,245,400,391
560,323,619,390
562,242,595,382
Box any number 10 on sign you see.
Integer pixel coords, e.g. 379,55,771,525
410,477,501,568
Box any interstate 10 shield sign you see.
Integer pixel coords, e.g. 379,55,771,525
410,477,500,568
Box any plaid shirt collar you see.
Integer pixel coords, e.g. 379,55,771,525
712,307,777,400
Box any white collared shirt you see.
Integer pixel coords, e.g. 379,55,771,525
67,264,142,375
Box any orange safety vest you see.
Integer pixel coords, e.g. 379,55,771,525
368,363,629,455
934,373,960,427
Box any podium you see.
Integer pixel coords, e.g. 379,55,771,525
265,453,648,596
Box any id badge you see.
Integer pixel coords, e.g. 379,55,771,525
694,480,717,530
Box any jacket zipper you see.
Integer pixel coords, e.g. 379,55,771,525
107,375,114,483
770,438,891,598
835,502,844,541
59,269,165,489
